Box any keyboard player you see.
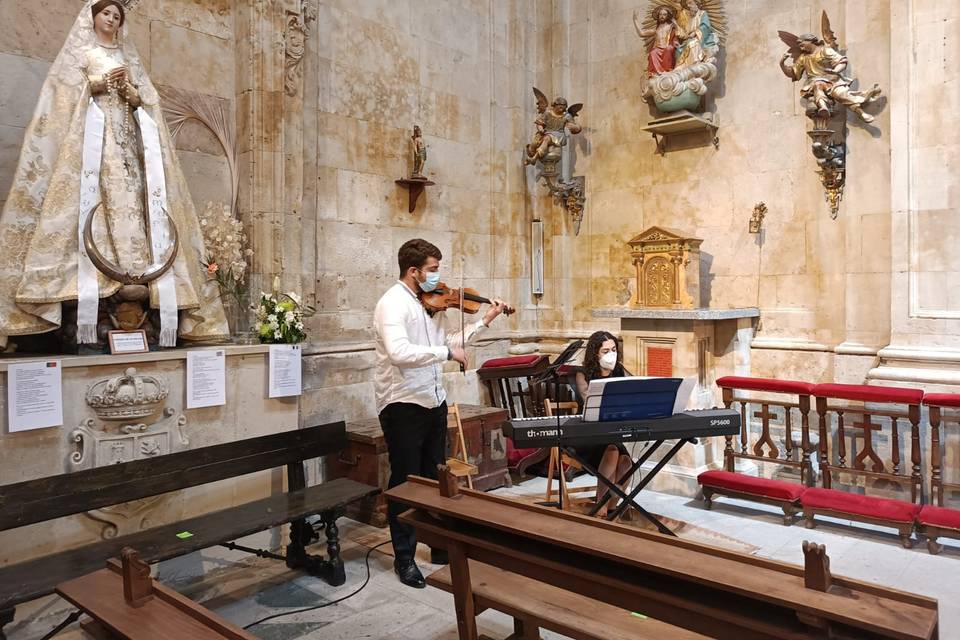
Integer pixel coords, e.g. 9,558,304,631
572,331,634,518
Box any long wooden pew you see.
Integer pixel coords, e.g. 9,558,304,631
387,470,939,640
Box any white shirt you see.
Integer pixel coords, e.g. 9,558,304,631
373,281,486,414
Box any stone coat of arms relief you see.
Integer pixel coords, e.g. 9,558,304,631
69,367,188,539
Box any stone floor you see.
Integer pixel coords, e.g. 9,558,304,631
7,475,960,639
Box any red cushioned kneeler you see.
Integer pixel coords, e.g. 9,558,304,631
480,355,542,369
698,470,804,525
812,383,923,405
800,487,919,548
917,505,960,555
923,393,960,408
716,376,814,396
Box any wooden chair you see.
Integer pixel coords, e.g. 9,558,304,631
447,403,478,490
544,400,596,509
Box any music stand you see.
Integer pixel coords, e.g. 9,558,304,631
532,340,582,509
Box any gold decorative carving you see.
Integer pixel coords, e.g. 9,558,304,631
628,226,703,308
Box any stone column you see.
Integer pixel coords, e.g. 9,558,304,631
235,0,298,297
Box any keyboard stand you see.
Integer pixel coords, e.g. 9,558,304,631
561,437,697,536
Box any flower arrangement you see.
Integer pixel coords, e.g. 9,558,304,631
255,289,314,344
199,202,252,306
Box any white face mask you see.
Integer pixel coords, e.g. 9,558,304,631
599,351,617,371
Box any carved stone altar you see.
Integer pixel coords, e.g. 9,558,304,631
0,345,298,563
628,227,703,309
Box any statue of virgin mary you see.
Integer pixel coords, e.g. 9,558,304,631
0,0,228,348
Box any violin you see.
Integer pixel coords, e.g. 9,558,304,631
419,283,515,316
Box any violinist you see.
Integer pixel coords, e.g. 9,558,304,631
373,238,508,589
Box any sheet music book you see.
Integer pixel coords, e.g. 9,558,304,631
582,376,697,422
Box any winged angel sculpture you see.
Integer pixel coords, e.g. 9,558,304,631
777,11,882,219
524,88,586,234
524,88,583,168
778,12,881,125
633,0,726,113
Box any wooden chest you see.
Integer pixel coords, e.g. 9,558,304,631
326,404,511,527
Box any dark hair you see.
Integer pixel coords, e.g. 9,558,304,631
398,239,442,278
92,0,126,27
582,330,623,382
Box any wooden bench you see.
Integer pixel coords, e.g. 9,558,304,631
56,548,258,639
388,471,939,640
0,421,378,639
427,559,709,640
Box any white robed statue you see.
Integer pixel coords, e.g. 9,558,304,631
0,0,228,348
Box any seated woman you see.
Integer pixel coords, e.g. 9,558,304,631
572,331,635,518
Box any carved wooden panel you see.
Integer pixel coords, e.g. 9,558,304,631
644,257,675,307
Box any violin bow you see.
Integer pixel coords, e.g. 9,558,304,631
459,254,466,375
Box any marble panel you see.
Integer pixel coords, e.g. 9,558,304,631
0,0,80,61
0,53,47,129
177,150,232,212
148,22,234,99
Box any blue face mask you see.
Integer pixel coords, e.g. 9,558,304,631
418,269,441,293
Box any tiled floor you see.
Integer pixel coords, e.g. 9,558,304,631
7,475,960,639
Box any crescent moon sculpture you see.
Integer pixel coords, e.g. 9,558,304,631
82,203,179,286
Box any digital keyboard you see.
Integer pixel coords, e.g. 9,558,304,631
504,409,740,448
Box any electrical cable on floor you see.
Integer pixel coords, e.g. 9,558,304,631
243,540,392,630
39,609,82,640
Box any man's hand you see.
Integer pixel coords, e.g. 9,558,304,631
482,299,508,327
449,347,467,367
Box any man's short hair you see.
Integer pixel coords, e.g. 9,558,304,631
398,239,442,277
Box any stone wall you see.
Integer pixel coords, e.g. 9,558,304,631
534,0,960,391
1,0,959,433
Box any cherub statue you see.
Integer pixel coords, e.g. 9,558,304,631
779,12,882,123
634,0,726,113
524,88,583,167
411,125,427,178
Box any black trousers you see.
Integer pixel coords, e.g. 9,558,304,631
380,401,448,563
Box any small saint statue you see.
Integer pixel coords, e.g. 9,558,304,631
411,125,427,179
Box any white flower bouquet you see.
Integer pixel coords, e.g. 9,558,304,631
255,290,314,344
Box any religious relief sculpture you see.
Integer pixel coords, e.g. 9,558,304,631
0,0,229,353
524,88,587,235
634,0,726,114
779,11,883,218
284,0,318,97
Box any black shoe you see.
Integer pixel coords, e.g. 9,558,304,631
394,559,426,589
430,548,449,565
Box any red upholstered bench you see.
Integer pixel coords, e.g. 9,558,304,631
919,393,960,554
917,505,960,555
703,377,816,524
807,383,924,548
698,470,805,525
800,488,920,548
